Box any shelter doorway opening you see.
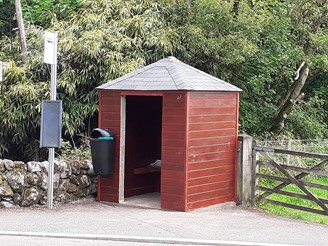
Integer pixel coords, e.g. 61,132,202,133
124,96,162,203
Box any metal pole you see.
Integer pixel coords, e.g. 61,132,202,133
0,61,3,82
47,148,55,209
47,63,57,209
50,63,57,100
46,31,57,209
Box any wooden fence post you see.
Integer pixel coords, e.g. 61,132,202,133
237,134,256,206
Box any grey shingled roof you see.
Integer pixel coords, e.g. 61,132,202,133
97,56,242,92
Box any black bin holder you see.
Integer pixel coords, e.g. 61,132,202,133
90,128,115,175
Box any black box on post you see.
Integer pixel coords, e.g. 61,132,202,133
40,100,62,148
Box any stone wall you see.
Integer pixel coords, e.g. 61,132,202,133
0,159,97,208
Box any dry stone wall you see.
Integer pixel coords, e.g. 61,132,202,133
0,159,97,208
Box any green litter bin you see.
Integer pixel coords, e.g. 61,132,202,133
90,128,115,175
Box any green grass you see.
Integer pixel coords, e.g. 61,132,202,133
257,177,328,224
256,139,328,224
258,202,328,225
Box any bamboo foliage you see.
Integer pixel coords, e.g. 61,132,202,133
0,0,182,160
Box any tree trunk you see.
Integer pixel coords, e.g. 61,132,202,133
15,0,27,62
271,63,309,135
233,0,240,18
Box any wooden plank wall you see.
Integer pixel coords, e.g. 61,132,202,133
161,92,188,211
186,92,239,210
98,90,121,202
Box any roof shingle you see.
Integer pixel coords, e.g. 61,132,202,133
97,56,242,92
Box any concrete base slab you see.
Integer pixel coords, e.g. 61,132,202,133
122,192,161,209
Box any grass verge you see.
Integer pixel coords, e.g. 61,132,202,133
258,201,328,225
257,178,328,225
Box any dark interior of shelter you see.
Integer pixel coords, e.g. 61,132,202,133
124,96,162,198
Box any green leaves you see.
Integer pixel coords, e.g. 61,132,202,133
0,0,327,160
22,0,80,27
0,0,16,38
178,0,260,81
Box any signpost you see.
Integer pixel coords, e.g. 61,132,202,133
44,31,57,65
42,31,59,209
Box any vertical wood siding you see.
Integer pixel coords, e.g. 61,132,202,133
186,92,239,210
161,92,188,211
98,90,121,203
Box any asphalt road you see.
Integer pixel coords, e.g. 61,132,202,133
0,199,327,246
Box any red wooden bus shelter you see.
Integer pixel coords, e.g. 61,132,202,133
96,56,241,211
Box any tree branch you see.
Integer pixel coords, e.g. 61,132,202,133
271,63,310,136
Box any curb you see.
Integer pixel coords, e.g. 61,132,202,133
0,231,300,246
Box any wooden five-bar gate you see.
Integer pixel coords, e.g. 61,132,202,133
238,135,328,216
